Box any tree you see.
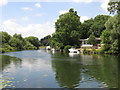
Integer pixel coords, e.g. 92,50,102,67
101,14,120,53
51,8,81,48
13,33,24,40
108,0,120,14
107,0,120,53
0,32,11,44
40,35,51,46
9,37,23,50
80,18,94,39
101,30,111,44
25,36,40,49
24,41,37,50
88,15,110,37
87,34,97,45
0,32,41,53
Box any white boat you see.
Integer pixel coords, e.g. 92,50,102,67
68,48,79,54
51,48,55,54
46,46,51,50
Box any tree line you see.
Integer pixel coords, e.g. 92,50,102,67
49,0,120,54
0,32,40,53
1,0,120,54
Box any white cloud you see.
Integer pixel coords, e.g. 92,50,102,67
21,16,30,21
100,0,109,12
2,19,55,39
35,13,42,17
80,16,90,23
35,3,41,8
21,7,33,11
0,0,8,6
59,10,68,15
72,0,93,3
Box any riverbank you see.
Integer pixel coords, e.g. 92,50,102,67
1,45,120,55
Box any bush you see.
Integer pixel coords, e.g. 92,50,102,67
110,40,119,54
73,45,79,48
1,48,10,53
1,44,15,53
101,44,111,51
24,41,37,50
64,45,71,52
55,43,64,51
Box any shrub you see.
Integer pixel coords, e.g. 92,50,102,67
64,45,71,52
101,44,111,51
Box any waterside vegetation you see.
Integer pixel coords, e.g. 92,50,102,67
0,0,120,54
0,32,40,53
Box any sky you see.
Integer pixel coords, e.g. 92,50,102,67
0,0,110,39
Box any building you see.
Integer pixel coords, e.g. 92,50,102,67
80,38,102,49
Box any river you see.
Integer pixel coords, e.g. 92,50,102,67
0,50,120,89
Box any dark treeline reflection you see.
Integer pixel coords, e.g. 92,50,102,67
51,53,81,88
51,53,119,88
0,55,22,72
81,54,118,88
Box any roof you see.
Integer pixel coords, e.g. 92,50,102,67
81,44,93,48
80,37,101,41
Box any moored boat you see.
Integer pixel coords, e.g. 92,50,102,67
68,48,79,54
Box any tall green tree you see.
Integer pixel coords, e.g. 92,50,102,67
80,18,94,39
108,0,120,14
51,8,81,48
101,0,120,53
9,37,23,50
0,32,11,44
87,34,97,45
88,15,110,37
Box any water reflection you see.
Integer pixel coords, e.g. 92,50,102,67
51,53,81,88
51,53,118,88
0,55,22,72
69,53,80,57
80,54,118,88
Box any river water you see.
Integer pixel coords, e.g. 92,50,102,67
0,50,119,88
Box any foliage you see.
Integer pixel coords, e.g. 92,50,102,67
0,74,15,89
9,37,23,50
64,45,71,52
0,31,40,53
110,39,119,53
108,0,120,14
55,42,64,50
50,8,81,48
88,15,110,37
1,32,11,44
101,30,111,44
101,15,120,53
101,44,111,51
25,36,40,49
40,35,51,46
2,43,15,53
80,18,94,39
87,34,97,45
23,41,37,50
100,0,120,54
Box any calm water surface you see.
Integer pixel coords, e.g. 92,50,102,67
0,50,119,88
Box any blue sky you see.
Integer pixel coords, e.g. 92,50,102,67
0,0,110,39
